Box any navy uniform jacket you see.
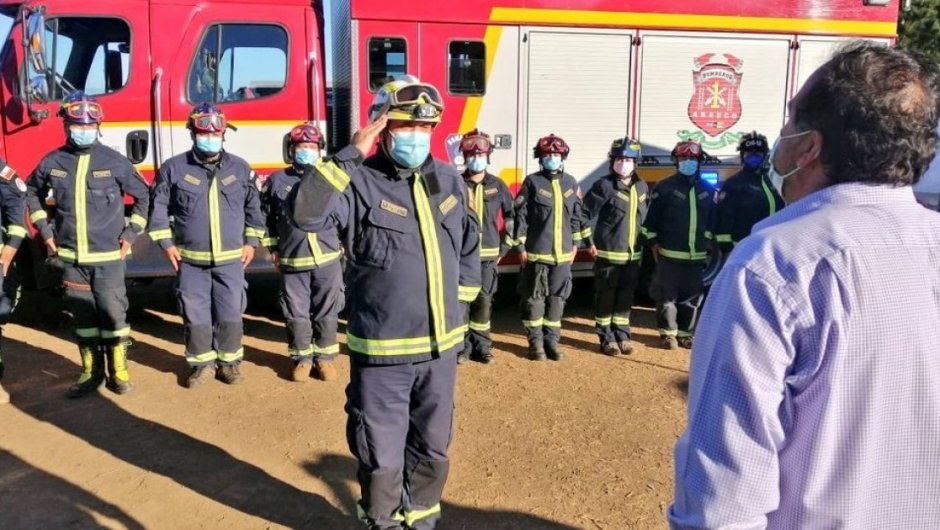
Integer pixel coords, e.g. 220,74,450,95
0,160,27,253
148,150,265,265
582,173,650,264
463,171,513,262
643,172,716,262
26,143,150,265
262,166,342,272
512,170,590,264
713,167,784,251
290,145,481,366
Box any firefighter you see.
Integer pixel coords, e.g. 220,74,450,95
713,131,784,253
26,91,151,397
148,103,266,388
583,137,649,356
458,129,513,364
289,76,480,530
643,140,715,350
512,134,590,361
261,122,342,382
0,158,27,404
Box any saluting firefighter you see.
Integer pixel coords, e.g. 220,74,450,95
583,137,650,356
643,140,716,350
458,129,513,365
0,158,28,404
26,91,151,397
713,131,784,254
289,76,480,530
261,122,342,382
512,134,591,361
148,103,266,388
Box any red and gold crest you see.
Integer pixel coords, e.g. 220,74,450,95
688,53,743,137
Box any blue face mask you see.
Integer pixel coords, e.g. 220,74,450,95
467,156,487,173
69,127,97,147
541,155,563,172
294,148,320,167
389,130,431,169
678,160,699,177
195,135,223,155
743,153,765,169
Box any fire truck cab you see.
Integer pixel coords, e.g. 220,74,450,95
0,0,327,280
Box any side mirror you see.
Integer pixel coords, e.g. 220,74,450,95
29,75,49,103
26,8,47,72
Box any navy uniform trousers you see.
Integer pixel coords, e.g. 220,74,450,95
650,258,704,339
176,260,246,366
63,261,129,347
593,258,641,345
518,262,572,347
278,260,343,362
465,259,498,354
346,355,457,530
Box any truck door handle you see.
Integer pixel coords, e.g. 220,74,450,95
126,130,149,164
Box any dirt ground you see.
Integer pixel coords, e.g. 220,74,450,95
0,277,690,530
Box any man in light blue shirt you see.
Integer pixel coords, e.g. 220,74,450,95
670,43,940,529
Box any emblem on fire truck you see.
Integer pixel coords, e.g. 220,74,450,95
688,53,743,136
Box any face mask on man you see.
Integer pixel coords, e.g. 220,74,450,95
541,154,563,172
467,156,487,173
195,134,223,155
613,159,635,178
69,127,97,147
677,159,699,177
389,130,431,169
767,130,813,196
743,153,765,169
294,148,320,167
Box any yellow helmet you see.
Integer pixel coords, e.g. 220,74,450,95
369,75,444,124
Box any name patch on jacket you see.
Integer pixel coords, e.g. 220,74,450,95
672,190,687,200
50,169,68,179
564,189,575,199
537,188,553,199
183,175,201,186
616,192,631,203
380,199,408,217
92,170,112,178
484,187,499,196
0,165,15,181
438,194,458,215
221,175,237,186
697,191,710,200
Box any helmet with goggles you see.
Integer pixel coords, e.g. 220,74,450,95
671,140,705,161
369,76,444,124
287,122,325,148
460,129,494,156
58,91,103,125
533,134,570,159
187,102,228,133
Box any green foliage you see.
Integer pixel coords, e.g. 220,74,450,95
898,0,940,61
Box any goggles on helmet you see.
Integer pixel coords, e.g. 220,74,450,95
537,135,569,155
289,123,325,146
191,112,227,133
375,83,444,121
460,135,493,155
673,141,703,158
61,101,103,123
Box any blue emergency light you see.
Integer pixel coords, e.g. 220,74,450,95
700,171,719,187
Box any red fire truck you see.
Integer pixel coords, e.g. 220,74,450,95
329,0,901,278
0,0,328,280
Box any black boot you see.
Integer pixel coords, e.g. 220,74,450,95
67,343,105,398
528,340,546,361
545,341,565,361
106,341,134,395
